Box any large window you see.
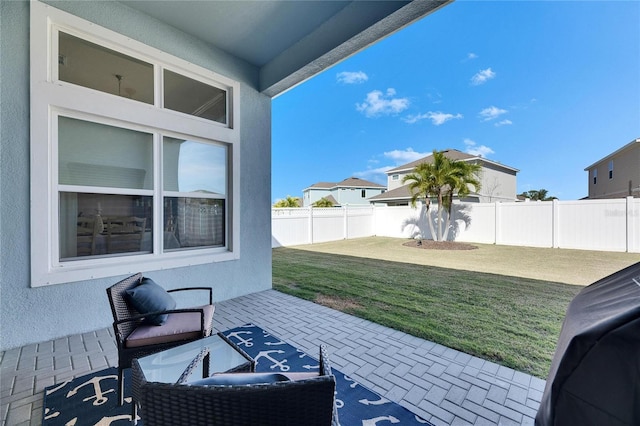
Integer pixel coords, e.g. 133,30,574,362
30,2,240,286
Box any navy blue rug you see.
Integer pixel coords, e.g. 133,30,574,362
43,323,433,425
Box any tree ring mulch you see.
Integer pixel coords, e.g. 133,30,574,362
403,240,478,250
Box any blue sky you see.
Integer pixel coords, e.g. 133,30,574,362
272,1,640,203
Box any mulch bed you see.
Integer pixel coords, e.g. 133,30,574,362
403,240,478,250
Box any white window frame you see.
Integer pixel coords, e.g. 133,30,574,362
30,1,240,287
608,160,614,179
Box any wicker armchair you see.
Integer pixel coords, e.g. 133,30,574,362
107,273,214,406
132,345,339,426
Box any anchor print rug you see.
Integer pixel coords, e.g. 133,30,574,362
43,323,433,425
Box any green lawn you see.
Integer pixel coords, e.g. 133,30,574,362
273,245,584,378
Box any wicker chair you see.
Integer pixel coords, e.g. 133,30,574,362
132,345,339,426
107,273,214,406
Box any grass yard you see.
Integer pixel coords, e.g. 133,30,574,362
272,237,640,378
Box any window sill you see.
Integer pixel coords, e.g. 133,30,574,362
31,249,239,287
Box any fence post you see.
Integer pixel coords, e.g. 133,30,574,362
494,201,501,244
626,196,633,253
343,206,348,240
308,206,313,244
552,199,560,248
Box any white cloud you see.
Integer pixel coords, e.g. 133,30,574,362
353,166,394,181
495,119,513,127
356,88,409,118
354,148,429,182
336,71,368,84
383,148,430,164
479,106,508,121
471,67,496,85
464,139,494,158
467,52,478,60
403,111,463,125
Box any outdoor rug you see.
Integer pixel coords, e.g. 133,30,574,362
43,323,433,425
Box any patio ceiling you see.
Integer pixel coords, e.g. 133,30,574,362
119,0,453,97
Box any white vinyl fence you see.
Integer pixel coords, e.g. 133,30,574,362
272,197,640,253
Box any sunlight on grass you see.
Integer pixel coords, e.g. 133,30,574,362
273,245,584,378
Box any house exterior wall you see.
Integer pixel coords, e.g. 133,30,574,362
0,1,272,350
303,187,385,206
388,173,403,190
303,188,332,206
477,163,518,202
587,142,640,199
384,161,517,203
335,187,385,205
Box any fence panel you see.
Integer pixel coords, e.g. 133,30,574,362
272,198,640,252
454,203,496,244
311,208,345,243
374,206,423,238
346,207,375,239
557,199,629,252
271,208,310,247
498,202,554,248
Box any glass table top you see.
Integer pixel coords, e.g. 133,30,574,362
136,333,252,384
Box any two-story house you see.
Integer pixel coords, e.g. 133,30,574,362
584,138,640,199
302,177,386,206
369,149,518,206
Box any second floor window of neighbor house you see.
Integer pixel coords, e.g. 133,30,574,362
30,1,240,286
361,189,366,198
609,160,614,179
593,169,598,185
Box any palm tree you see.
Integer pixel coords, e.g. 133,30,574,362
312,197,334,207
403,150,481,241
441,160,481,240
402,162,439,241
273,195,301,208
519,189,557,201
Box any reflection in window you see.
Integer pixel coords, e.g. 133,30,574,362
59,117,153,190
164,198,225,249
164,69,227,124
60,193,152,260
58,32,154,104
163,137,226,194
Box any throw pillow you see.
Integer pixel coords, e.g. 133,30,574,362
125,277,176,325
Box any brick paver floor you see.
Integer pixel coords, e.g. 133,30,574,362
1,289,546,425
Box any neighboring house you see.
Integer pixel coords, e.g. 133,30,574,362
369,149,519,206
584,138,640,199
0,0,453,350
302,177,386,206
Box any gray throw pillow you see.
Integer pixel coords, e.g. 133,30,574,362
125,277,176,325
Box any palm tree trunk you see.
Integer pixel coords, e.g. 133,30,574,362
436,191,444,241
423,198,437,241
442,197,454,241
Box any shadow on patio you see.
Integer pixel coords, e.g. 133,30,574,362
1,290,544,426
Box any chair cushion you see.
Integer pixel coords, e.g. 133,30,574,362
125,278,176,325
189,372,291,386
125,304,214,348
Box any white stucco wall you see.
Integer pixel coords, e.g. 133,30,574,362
0,1,272,350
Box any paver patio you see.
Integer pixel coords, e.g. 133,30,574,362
1,290,545,426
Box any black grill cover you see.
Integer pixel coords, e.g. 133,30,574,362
535,261,640,426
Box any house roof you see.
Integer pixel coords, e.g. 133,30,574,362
120,1,453,97
584,138,640,170
387,148,519,174
305,177,385,191
368,185,411,201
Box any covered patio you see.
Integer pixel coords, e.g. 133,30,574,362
2,290,544,425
